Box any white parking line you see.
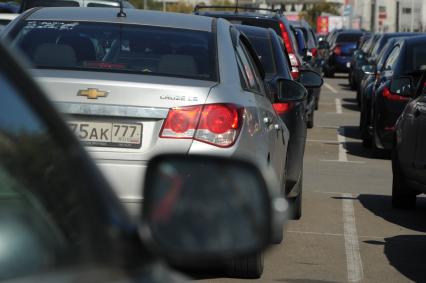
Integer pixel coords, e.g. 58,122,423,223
337,127,348,162
325,82,338,94
342,193,364,282
335,98,343,114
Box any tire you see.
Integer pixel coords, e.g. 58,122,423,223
349,74,357,90
288,183,302,220
307,112,314,129
324,67,334,78
392,149,416,209
227,253,264,279
315,96,319,110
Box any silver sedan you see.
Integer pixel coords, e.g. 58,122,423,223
4,7,289,266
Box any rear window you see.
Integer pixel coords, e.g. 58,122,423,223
336,33,362,43
245,34,276,75
410,45,426,72
22,0,80,10
11,21,218,81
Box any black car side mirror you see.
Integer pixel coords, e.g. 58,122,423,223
361,65,376,75
390,76,414,97
276,78,307,102
140,154,273,266
299,70,324,89
318,41,330,50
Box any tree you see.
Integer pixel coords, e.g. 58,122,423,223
299,0,341,29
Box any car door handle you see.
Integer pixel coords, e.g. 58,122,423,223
263,116,273,126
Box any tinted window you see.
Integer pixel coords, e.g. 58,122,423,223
245,34,276,76
410,45,426,72
383,46,400,71
11,21,218,81
336,33,362,43
23,0,80,9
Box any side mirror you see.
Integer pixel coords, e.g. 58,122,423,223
276,78,307,102
390,76,414,97
318,41,330,50
141,154,273,265
299,69,324,89
361,65,376,75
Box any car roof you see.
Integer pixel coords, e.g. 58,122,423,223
401,35,426,45
235,24,271,37
26,7,214,32
196,10,280,20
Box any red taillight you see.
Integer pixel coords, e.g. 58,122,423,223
160,106,202,138
279,21,294,54
382,86,410,101
273,102,293,115
333,46,342,56
311,48,318,58
160,104,242,147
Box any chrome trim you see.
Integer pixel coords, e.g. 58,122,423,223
54,102,169,119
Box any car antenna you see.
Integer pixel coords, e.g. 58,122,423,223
117,0,126,17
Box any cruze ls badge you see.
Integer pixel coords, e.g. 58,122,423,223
78,88,109,99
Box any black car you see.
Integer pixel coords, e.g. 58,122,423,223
235,24,322,219
322,30,364,77
370,36,426,151
348,33,371,90
193,6,303,81
0,39,275,281
392,71,426,209
359,37,410,147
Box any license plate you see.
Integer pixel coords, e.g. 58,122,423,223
68,121,142,148
346,62,351,68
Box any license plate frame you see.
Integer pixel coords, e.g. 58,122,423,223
68,120,142,149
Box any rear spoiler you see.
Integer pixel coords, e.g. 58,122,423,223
193,5,283,14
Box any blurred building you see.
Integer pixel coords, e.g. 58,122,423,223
350,0,425,32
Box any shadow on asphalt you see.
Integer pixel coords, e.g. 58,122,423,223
278,279,340,283
338,83,353,91
342,103,359,112
358,194,426,232
342,98,357,104
358,194,426,282
340,126,391,160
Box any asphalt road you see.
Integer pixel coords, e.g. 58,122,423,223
199,75,426,283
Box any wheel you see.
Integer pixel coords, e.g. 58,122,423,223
226,253,264,279
392,149,416,209
288,182,302,220
350,76,357,90
324,66,334,78
307,111,314,129
315,96,319,110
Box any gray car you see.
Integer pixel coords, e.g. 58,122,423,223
4,8,290,276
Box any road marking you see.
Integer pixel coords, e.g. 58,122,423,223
342,193,364,282
325,82,338,94
287,230,385,240
338,127,348,162
335,98,343,114
319,159,365,164
307,139,339,144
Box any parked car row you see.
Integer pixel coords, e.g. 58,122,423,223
343,30,426,209
0,4,323,282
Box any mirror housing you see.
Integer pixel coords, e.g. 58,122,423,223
318,41,330,50
361,65,376,75
389,76,414,97
299,69,324,89
275,78,308,102
141,154,272,266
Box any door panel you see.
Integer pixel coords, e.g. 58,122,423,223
413,98,426,185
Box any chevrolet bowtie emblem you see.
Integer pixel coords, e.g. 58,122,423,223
78,88,109,99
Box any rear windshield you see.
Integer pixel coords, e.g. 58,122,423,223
11,21,218,81
245,34,276,75
336,33,362,43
